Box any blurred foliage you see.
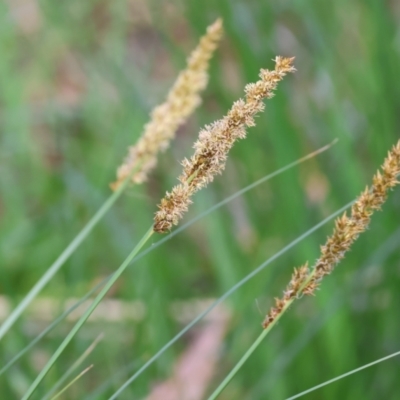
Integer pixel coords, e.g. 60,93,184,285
0,0,400,399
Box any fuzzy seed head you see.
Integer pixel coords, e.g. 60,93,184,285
262,139,400,329
111,19,223,190
154,56,295,233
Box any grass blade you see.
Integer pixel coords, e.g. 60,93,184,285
208,329,268,400
0,282,107,376
286,350,400,400
50,365,94,400
21,227,154,400
42,334,103,400
0,179,129,341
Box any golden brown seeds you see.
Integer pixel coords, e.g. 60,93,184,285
153,56,296,233
111,19,223,190
262,140,400,329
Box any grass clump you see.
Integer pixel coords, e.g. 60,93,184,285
1,4,400,399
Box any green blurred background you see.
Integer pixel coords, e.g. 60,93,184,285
1,0,400,399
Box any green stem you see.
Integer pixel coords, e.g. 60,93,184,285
42,334,103,400
207,295,293,400
21,226,154,400
208,262,321,399
208,264,321,399
207,330,267,400
0,178,130,341
285,349,400,400
50,365,93,400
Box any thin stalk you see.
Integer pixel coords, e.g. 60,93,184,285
206,259,330,399
0,174,132,341
286,350,400,400
0,281,107,376
84,361,139,400
21,227,154,400
42,334,104,400
50,365,94,400
207,302,290,400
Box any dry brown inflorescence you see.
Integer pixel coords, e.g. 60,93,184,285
111,19,223,190
153,56,296,233
262,139,400,328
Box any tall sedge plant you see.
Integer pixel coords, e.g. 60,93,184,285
207,139,400,400
0,19,222,341
154,57,295,233
21,56,295,399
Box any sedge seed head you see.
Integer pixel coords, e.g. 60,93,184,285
154,56,295,233
262,139,400,329
111,19,223,190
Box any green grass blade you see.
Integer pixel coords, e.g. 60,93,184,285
50,365,94,400
0,281,107,377
21,227,154,400
84,361,139,400
208,286,298,400
108,201,353,400
0,179,129,341
285,350,400,400
208,329,269,400
42,333,103,400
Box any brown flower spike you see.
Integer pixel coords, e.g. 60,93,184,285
111,19,223,190
154,57,296,233
262,139,400,328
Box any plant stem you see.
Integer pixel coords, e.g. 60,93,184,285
207,329,267,400
207,266,320,399
285,349,400,400
207,296,294,400
0,177,130,341
42,334,103,400
50,365,94,400
21,226,154,400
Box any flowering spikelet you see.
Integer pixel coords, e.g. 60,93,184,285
111,19,223,190
262,139,400,328
154,57,296,233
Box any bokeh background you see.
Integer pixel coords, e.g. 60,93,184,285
1,0,400,399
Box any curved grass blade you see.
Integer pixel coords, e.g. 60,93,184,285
42,334,103,400
84,361,139,400
0,177,130,341
50,365,94,400
0,282,108,376
21,228,154,400
285,350,400,400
